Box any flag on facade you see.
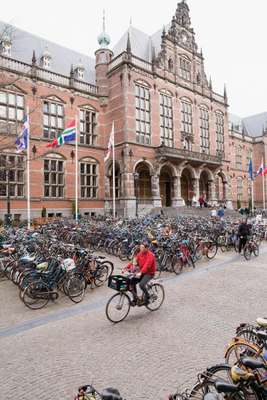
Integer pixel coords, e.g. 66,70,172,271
248,158,253,180
255,158,267,177
15,115,29,152
47,120,76,148
104,122,114,162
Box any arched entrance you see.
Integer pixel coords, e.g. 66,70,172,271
135,162,152,200
160,166,172,207
199,170,210,201
216,171,227,204
181,168,193,205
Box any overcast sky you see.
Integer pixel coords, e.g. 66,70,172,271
1,0,266,117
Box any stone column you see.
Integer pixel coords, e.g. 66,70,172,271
151,174,162,208
224,181,233,209
172,176,184,207
208,180,218,206
192,178,200,201
120,171,136,217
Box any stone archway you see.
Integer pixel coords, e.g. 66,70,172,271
181,168,194,205
199,170,211,201
216,170,227,204
135,162,152,200
159,166,173,207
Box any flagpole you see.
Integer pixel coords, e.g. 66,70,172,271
26,107,30,230
112,122,116,219
75,116,78,224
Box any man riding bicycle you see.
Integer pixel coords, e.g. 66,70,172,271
123,241,156,305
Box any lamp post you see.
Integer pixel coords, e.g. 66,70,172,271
133,171,139,218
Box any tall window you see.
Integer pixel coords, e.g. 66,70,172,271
43,101,64,139
181,100,193,136
0,154,24,197
80,160,98,199
135,83,151,145
180,57,191,81
160,93,173,147
237,177,243,201
44,158,64,198
235,145,242,170
0,91,24,131
216,112,224,155
200,107,209,154
80,109,97,145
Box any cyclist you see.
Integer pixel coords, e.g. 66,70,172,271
237,218,250,253
135,241,157,305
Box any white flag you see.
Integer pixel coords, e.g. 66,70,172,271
104,122,114,162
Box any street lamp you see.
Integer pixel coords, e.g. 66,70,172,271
133,171,139,218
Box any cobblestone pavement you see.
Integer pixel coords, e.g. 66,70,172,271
1,246,267,400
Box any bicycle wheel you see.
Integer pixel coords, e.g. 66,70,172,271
253,244,259,257
146,283,165,311
189,364,232,398
243,245,252,261
194,244,203,261
206,242,218,259
93,265,109,287
171,255,183,275
225,340,260,366
105,292,131,323
67,274,86,303
100,261,114,277
186,255,195,269
22,281,50,310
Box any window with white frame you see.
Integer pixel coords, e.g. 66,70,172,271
80,159,98,199
0,153,24,197
237,177,243,201
200,107,209,154
79,108,97,145
180,57,191,81
216,112,224,155
181,100,193,135
43,100,64,139
135,83,151,145
44,157,64,198
0,91,24,127
160,93,173,147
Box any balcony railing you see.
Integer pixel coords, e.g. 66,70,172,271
156,145,223,165
0,54,98,95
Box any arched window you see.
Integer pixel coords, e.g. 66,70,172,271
0,153,24,197
180,56,191,81
80,158,98,199
199,106,209,154
135,83,151,145
235,145,242,170
215,111,224,155
79,107,97,146
160,92,173,147
237,177,243,201
181,99,193,136
43,99,64,139
44,154,64,198
183,137,192,151
168,58,174,72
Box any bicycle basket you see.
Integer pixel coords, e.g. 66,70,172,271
108,275,129,291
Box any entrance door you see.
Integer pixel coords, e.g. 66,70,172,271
181,175,189,204
160,171,172,207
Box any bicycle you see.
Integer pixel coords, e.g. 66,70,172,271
105,274,165,323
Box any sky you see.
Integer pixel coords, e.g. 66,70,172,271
1,0,266,117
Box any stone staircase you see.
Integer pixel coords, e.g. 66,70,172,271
148,206,240,218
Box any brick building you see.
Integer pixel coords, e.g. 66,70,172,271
0,1,265,221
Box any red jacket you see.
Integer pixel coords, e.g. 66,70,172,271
136,250,156,276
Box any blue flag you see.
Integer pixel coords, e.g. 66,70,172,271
248,158,253,180
15,115,29,152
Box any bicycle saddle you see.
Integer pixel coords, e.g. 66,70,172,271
256,317,267,327
214,381,239,393
241,357,267,370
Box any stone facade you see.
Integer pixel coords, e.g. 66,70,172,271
0,1,265,220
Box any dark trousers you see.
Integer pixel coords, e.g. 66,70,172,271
139,274,153,301
239,237,247,253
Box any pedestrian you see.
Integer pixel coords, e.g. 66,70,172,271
237,218,250,254
217,206,225,220
199,194,204,208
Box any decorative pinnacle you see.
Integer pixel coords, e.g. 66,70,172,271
126,31,131,54
103,9,106,33
32,50,36,65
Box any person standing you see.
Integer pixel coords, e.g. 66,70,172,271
237,219,250,254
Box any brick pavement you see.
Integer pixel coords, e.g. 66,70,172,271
0,247,267,399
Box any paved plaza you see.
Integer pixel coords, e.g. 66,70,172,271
0,247,267,400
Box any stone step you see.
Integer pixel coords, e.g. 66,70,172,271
148,206,240,218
